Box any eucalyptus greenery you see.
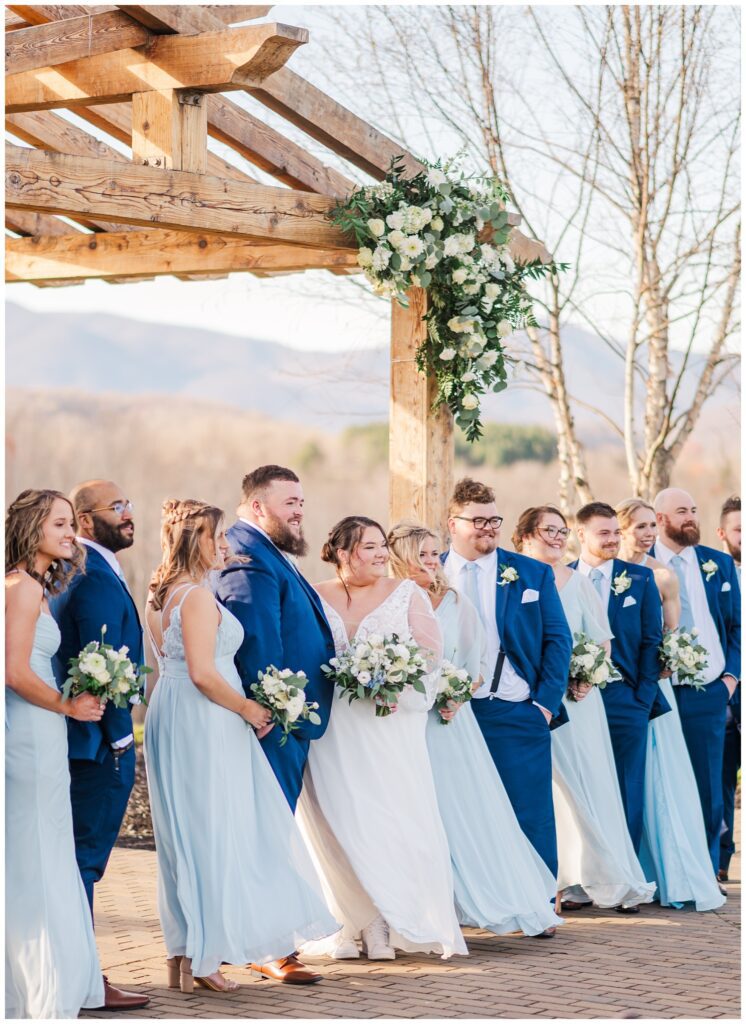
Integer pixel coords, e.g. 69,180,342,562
331,156,561,441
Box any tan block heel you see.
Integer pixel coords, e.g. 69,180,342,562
166,956,182,989
180,958,194,994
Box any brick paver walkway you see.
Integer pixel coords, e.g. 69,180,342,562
83,818,740,1019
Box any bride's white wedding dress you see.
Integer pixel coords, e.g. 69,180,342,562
297,579,467,959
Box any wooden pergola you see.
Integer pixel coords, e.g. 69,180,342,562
5,3,549,530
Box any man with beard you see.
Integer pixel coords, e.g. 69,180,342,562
442,479,572,936
653,488,740,879
51,479,149,1011
216,465,335,985
572,502,667,876
717,495,741,882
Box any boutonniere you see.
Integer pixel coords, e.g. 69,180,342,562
498,564,519,587
612,570,632,596
701,559,718,581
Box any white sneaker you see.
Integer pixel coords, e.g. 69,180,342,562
330,938,360,960
361,915,395,960
301,931,360,960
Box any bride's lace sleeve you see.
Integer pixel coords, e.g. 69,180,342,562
398,584,443,712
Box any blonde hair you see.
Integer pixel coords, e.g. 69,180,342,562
5,488,85,592
149,499,224,610
387,520,453,599
616,498,655,533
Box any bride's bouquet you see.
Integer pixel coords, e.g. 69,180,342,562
251,666,321,745
659,628,708,690
434,661,473,723
323,632,428,717
568,632,620,702
64,625,151,707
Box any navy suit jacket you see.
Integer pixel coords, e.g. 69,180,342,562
215,521,335,739
51,547,143,762
571,557,666,716
442,547,572,723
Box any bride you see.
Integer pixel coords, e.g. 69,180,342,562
296,516,466,962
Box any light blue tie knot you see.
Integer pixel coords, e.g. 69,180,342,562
670,554,695,632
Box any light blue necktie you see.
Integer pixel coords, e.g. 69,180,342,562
670,554,695,632
463,561,486,629
590,567,605,601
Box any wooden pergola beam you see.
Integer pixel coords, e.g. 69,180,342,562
7,6,115,25
6,23,308,113
5,208,82,237
6,144,353,249
5,10,150,75
6,229,360,282
204,6,273,24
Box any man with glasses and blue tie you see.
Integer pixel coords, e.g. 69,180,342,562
442,479,572,934
652,489,741,882
572,502,667,889
51,480,149,1011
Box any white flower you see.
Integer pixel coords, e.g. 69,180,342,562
387,229,406,249
116,678,131,694
398,255,412,272
80,652,107,676
447,316,472,334
592,662,611,685
477,350,498,369
357,671,371,685
400,236,425,258
371,246,392,272
463,283,480,295
279,668,293,679
467,335,485,356
498,565,519,586
123,663,136,680
461,371,476,383
458,233,475,253
386,210,406,230
612,571,632,595
501,249,516,273
443,236,461,257
427,168,447,188
367,218,385,238
452,267,469,285
424,252,439,270
357,247,374,268
431,216,444,232
93,669,111,685
497,319,513,338
576,653,595,671
701,559,718,581
462,394,479,410
485,282,501,300
439,348,457,361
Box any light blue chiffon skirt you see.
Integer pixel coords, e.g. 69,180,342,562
426,703,562,937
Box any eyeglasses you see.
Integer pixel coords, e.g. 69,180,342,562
83,500,134,517
453,515,503,530
538,526,570,539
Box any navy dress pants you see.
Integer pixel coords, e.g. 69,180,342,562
472,696,557,878
70,745,136,916
675,679,729,875
720,710,740,873
600,682,650,854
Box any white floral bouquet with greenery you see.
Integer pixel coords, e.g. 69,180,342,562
568,632,621,701
659,629,708,690
251,666,321,745
323,632,428,718
64,625,150,707
330,155,562,440
434,660,473,723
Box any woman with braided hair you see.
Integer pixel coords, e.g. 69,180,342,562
144,499,336,996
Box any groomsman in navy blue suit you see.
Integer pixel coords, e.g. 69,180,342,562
573,502,666,875
442,479,572,934
216,465,334,984
51,480,149,1011
653,488,741,879
717,496,741,882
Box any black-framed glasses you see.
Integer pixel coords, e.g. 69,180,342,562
453,515,503,530
538,525,570,539
83,500,134,517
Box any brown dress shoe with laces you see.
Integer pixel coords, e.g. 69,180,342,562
250,955,321,984
96,976,150,1010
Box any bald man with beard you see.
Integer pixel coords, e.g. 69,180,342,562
652,488,741,881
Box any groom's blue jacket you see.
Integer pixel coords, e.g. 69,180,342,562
442,547,572,723
216,521,335,807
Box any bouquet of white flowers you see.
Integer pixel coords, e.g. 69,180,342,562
568,632,620,701
323,632,428,718
659,628,708,690
64,625,150,707
434,660,473,723
250,666,321,745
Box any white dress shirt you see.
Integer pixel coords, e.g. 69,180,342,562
654,541,726,683
576,557,613,607
238,518,301,575
444,548,531,702
78,537,134,748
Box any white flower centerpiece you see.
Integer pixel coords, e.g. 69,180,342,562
251,666,321,745
434,660,474,724
330,156,562,441
64,625,151,707
323,632,428,718
568,632,621,702
659,629,709,690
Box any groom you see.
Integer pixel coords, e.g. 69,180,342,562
216,465,335,984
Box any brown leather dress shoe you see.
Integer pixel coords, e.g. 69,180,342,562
250,955,321,984
533,927,556,938
97,976,151,1010
614,905,640,915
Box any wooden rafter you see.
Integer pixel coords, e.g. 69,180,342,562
6,23,308,113
6,229,360,282
5,10,150,75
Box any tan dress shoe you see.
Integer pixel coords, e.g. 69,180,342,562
96,976,151,1010
250,954,321,984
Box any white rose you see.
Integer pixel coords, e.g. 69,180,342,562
447,316,469,333
462,394,479,410
93,669,111,685
463,283,480,295
367,218,385,238
394,644,410,659
357,247,374,268
426,168,447,188
461,371,476,382
458,233,475,253
80,652,107,676
372,246,392,272
477,351,498,369
357,671,372,685
387,229,406,249
452,267,468,285
386,210,406,230
592,662,611,685
116,678,130,694
485,282,500,299
279,668,293,679
497,319,513,338
439,348,457,361
443,236,461,257
424,252,439,270
431,216,444,232
576,653,595,671
124,664,136,680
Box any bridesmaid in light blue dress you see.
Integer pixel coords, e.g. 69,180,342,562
516,506,655,912
144,499,337,995
5,489,105,1019
618,499,725,911
387,522,562,938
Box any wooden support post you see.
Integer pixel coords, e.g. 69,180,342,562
389,288,454,535
131,90,207,172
